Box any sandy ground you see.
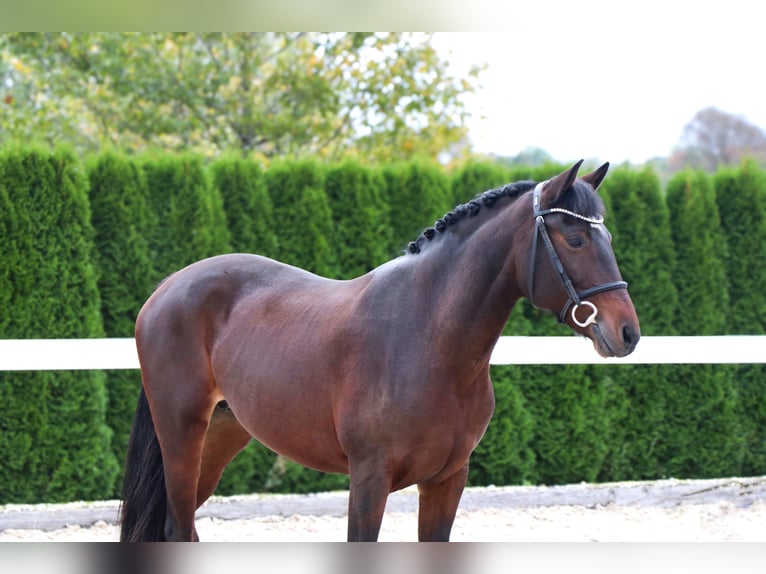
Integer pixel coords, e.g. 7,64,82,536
2,476,766,542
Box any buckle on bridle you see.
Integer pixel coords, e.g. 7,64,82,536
571,301,598,328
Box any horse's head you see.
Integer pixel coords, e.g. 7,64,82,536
521,160,640,357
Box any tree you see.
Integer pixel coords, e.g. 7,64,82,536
449,160,511,206
265,158,337,277
713,161,766,333
666,170,730,335
660,170,743,478
714,161,766,475
468,370,535,486
384,159,452,253
597,166,679,481
210,155,278,258
1,33,481,162
87,152,156,493
672,107,766,172
0,147,118,502
142,153,232,278
324,160,391,278
0,48,93,153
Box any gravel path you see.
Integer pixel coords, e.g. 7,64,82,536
2,476,766,542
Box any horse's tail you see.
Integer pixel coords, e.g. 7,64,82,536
119,387,167,542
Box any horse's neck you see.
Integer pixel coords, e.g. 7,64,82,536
410,198,528,368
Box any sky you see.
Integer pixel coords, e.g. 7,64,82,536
431,1,766,165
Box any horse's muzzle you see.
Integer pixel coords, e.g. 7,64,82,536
590,319,640,358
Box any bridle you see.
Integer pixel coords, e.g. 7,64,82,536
528,181,628,327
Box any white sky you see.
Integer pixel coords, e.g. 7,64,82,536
431,1,766,165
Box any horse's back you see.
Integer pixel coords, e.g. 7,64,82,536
134,253,331,389
137,253,322,333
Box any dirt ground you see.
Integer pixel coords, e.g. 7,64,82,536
2,476,766,542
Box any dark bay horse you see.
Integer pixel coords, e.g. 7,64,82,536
119,160,640,542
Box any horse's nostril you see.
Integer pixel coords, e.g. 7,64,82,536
622,325,639,348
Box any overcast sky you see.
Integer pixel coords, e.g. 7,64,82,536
431,1,765,165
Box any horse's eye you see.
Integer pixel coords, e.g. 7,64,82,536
566,235,585,248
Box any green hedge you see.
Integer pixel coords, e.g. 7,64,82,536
266,158,336,277
0,148,118,502
211,154,278,258
714,162,766,475
87,152,156,496
596,166,679,481
2,150,766,503
142,153,232,278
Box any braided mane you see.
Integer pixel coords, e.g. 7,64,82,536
405,177,605,255
406,180,535,254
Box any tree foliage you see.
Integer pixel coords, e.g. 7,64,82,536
142,153,232,277
661,170,742,477
1,33,480,162
714,161,766,333
324,160,391,278
384,159,452,252
265,158,337,277
87,152,156,491
469,369,535,486
597,166,678,480
714,160,766,475
0,147,118,503
672,107,766,172
210,155,278,258
3,149,766,501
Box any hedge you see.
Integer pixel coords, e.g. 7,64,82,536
714,161,766,475
210,154,278,259
2,150,766,503
0,147,118,502
87,152,156,496
596,166,679,481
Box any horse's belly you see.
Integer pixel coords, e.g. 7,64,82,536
219,380,349,475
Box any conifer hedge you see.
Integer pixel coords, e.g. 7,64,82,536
325,160,391,278
142,154,232,278
87,152,156,495
2,151,766,503
714,161,766,475
383,159,452,250
663,170,743,477
597,166,679,481
266,158,336,277
210,155,278,258
0,148,118,503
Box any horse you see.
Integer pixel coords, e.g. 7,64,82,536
119,160,640,542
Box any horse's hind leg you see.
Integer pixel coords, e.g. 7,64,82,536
195,402,254,507
417,464,469,541
142,356,219,542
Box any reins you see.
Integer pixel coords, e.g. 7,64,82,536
528,181,628,327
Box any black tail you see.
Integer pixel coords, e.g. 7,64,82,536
119,388,167,542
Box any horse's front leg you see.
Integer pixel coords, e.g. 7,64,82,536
416,464,469,541
346,463,391,541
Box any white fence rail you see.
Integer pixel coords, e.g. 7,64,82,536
0,336,764,371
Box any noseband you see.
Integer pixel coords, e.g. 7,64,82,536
528,182,628,327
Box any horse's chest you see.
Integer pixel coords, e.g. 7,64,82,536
385,383,495,471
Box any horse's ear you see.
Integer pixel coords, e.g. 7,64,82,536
541,159,584,205
579,162,610,191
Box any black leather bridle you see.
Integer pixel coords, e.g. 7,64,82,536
528,181,628,327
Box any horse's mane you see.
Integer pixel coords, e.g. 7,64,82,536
406,178,604,255
406,181,534,254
